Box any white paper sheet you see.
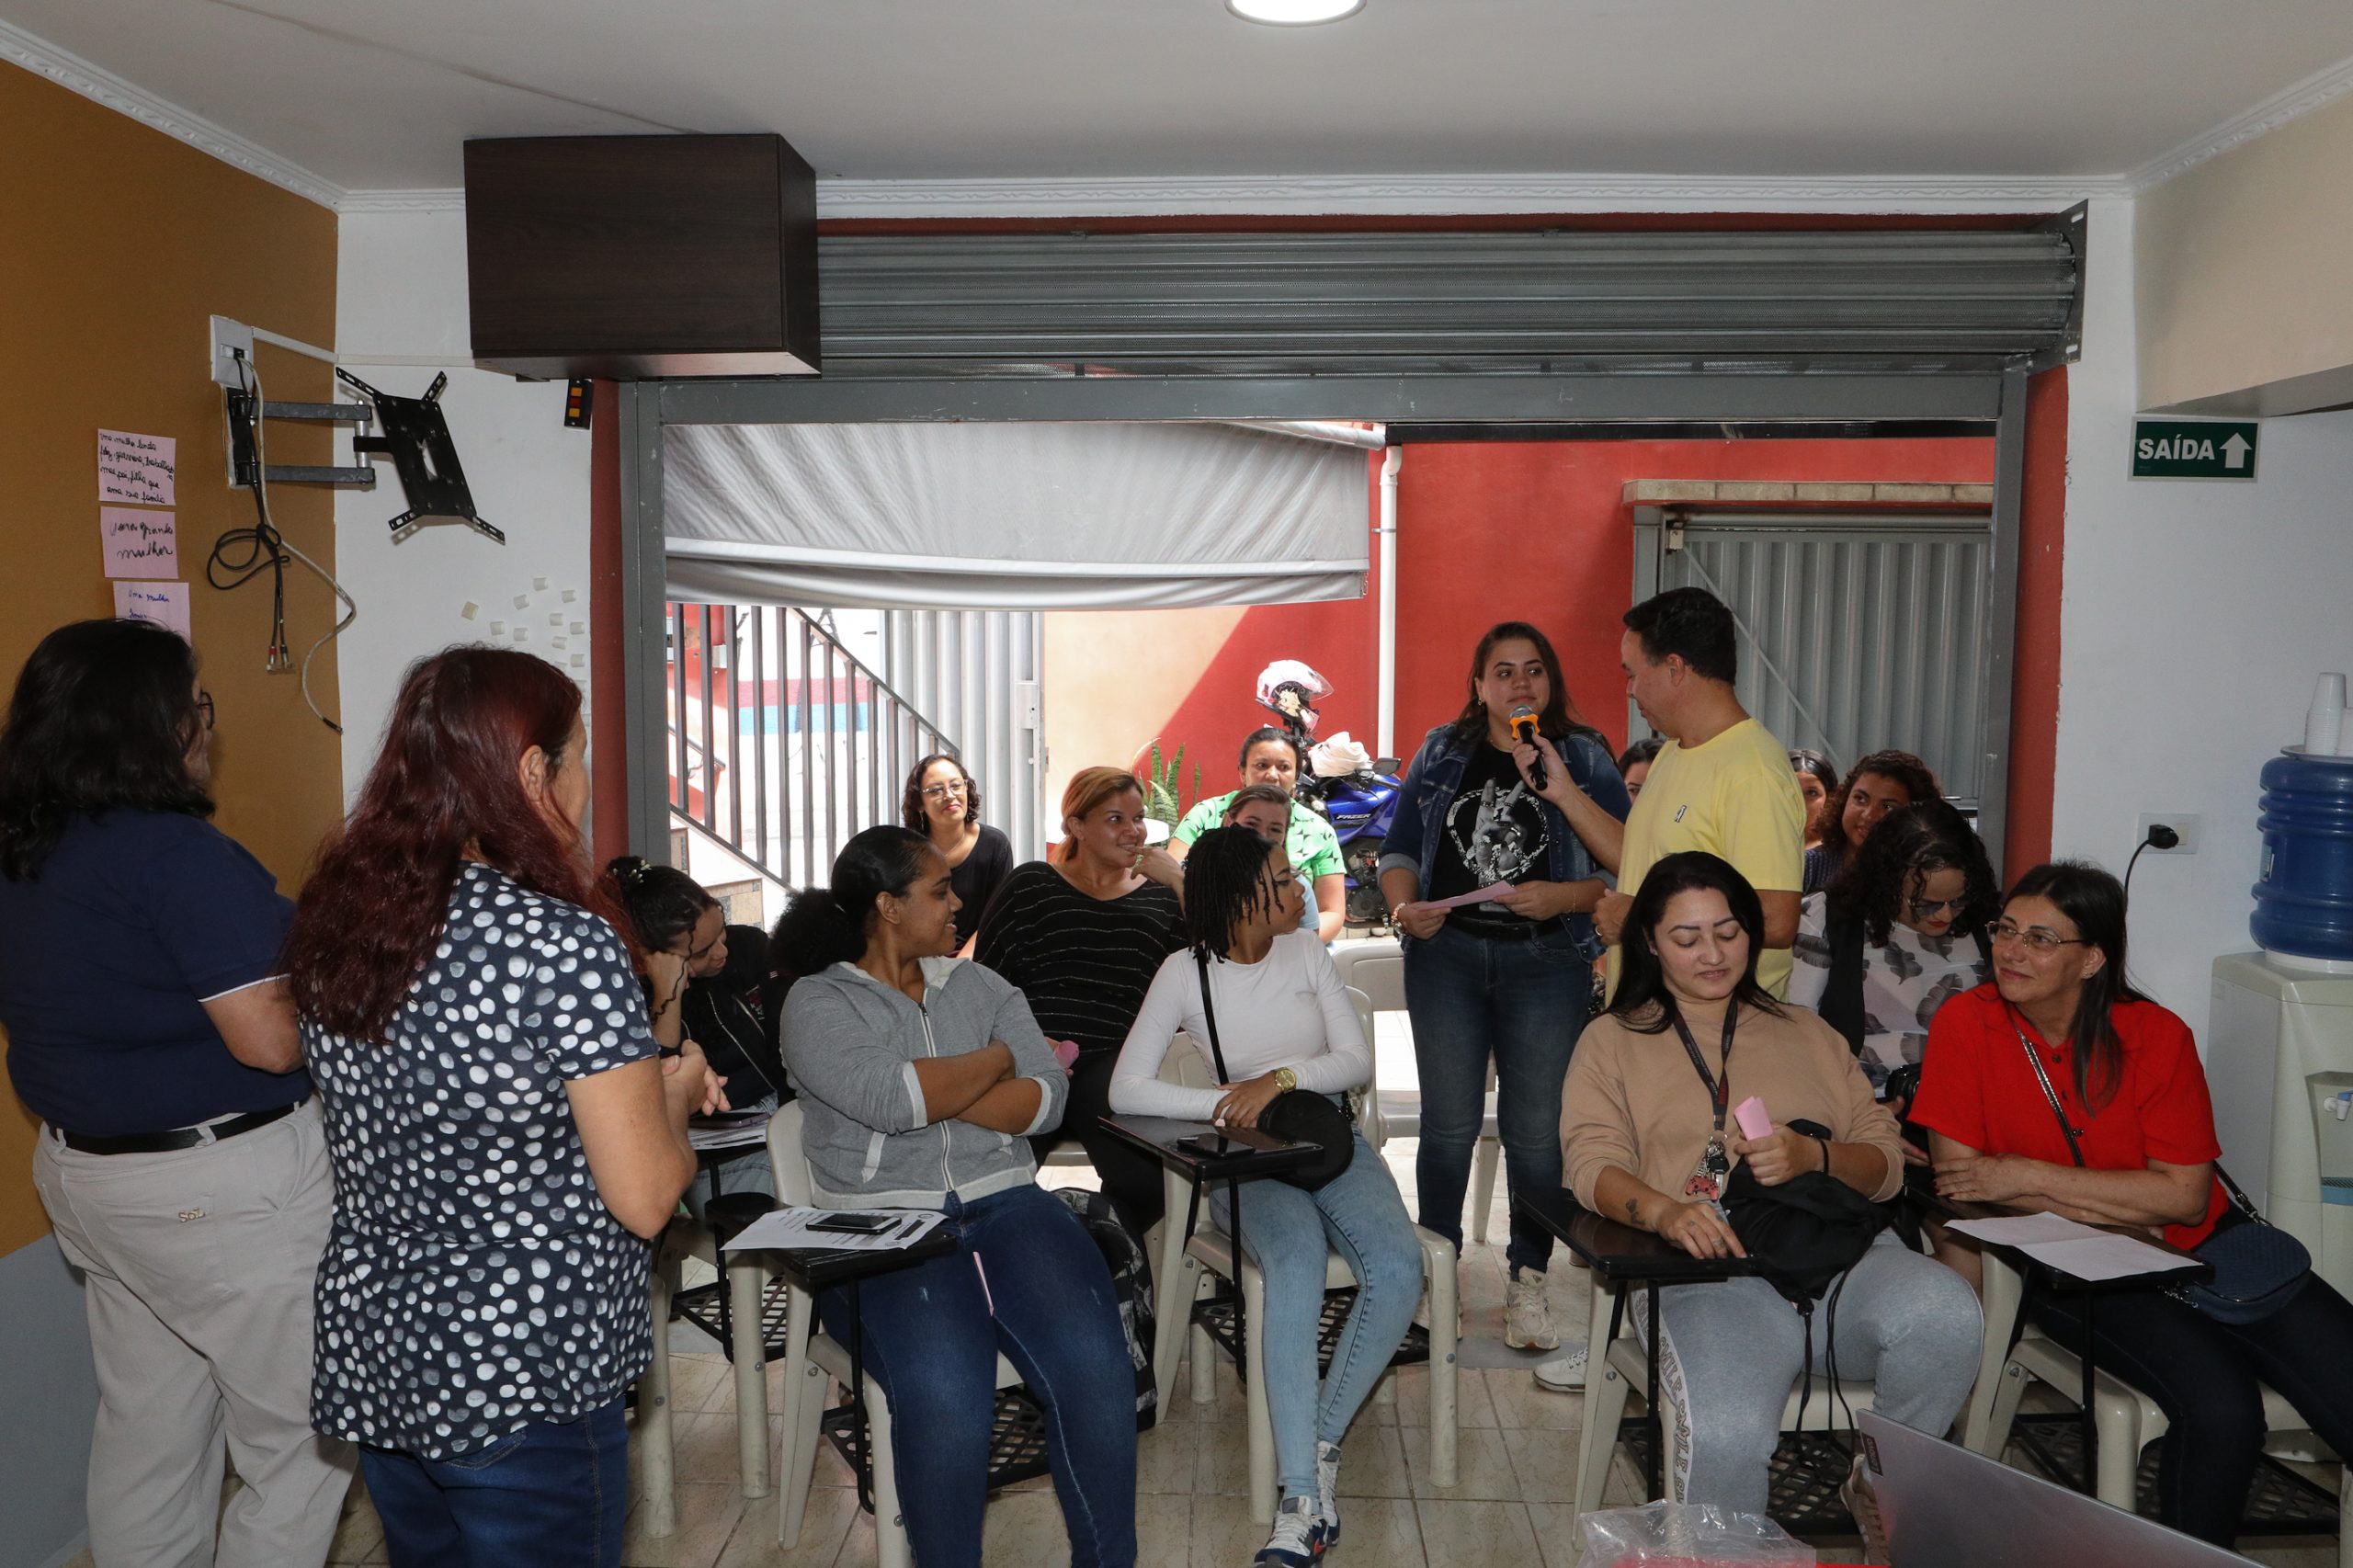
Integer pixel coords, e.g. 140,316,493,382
2025,1233,2200,1282
722,1205,944,1254
1943,1213,2100,1246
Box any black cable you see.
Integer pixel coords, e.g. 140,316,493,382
210,354,292,673
2123,824,2179,899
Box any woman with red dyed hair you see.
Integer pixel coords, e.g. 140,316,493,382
282,646,717,1568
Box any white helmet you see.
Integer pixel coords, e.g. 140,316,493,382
1254,660,1331,737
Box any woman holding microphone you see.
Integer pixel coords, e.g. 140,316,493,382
1377,621,1630,1354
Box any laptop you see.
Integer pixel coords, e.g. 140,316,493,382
1858,1409,2261,1567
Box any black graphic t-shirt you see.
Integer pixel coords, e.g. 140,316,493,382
1427,743,1552,921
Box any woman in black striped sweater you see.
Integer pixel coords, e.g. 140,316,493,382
975,766,1187,1233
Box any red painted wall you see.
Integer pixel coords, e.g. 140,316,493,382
1057,435,2001,814
2002,368,2067,878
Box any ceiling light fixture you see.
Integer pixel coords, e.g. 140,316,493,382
1227,0,1365,25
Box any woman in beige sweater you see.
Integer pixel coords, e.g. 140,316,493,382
1562,851,1981,1522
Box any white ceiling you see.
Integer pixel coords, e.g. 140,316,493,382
8,0,2353,200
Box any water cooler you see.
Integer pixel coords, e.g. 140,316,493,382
2206,737,2353,1301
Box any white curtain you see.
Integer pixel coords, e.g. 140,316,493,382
661,421,1369,610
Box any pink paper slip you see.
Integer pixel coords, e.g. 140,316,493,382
1422,881,1515,912
1733,1096,1773,1141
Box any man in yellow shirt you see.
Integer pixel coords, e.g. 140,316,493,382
1598,587,1807,997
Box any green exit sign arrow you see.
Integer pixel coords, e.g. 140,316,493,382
2132,417,2258,481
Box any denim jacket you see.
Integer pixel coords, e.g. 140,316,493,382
1377,722,1631,960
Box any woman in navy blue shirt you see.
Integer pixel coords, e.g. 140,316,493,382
0,619,354,1567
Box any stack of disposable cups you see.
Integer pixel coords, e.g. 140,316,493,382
2307,674,2348,757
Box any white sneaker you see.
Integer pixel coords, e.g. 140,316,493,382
1532,1342,1588,1392
1252,1495,1324,1566
1315,1439,1342,1548
1505,1270,1559,1351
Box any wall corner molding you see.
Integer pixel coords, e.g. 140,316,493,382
339,187,466,215
0,15,343,210
2127,50,2353,194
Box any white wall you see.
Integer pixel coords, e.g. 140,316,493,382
333,207,596,796
2053,197,2353,1037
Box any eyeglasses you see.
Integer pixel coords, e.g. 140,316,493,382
1907,895,1967,922
1984,919,2086,953
195,690,215,731
919,779,969,800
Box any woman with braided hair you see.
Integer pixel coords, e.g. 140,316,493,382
1110,826,1421,1567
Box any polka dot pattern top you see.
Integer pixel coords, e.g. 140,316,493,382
304,862,661,1458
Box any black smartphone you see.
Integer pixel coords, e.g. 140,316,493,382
807,1211,898,1235
1176,1132,1239,1158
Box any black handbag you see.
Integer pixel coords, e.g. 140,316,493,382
1722,1119,1893,1305
1193,950,1355,1192
2010,1007,2311,1324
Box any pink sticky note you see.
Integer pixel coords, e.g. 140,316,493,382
1051,1039,1081,1069
101,506,176,578
113,580,191,640
1733,1096,1772,1141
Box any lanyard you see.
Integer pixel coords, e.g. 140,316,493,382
2005,1005,2086,1166
1671,1006,1737,1134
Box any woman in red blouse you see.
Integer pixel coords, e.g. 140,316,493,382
1912,861,2353,1546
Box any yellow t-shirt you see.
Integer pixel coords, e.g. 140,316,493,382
1609,717,1808,997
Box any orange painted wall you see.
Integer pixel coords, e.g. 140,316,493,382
0,62,341,1254
1044,436,2001,827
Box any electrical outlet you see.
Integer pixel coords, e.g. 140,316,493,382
2137,813,2200,854
209,314,254,388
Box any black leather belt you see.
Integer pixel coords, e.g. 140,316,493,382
1446,913,1567,943
53,1096,307,1156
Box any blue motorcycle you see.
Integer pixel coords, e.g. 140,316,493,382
1256,662,1404,928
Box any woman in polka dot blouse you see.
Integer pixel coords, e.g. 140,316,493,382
774,824,1140,1568
283,647,722,1568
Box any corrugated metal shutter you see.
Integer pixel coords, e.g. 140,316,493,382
883,609,1048,863
1643,511,1993,806
816,229,2077,375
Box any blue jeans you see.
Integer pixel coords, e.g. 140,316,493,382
1404,922,1592,1276
816,1182,1138,1568
359,1400,627,1568
1211,1132,1424,1502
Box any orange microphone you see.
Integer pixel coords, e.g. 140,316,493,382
1507,704,1547,789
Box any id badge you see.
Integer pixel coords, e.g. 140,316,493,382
1682,1131,1730,1203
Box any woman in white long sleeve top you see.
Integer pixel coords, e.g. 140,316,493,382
1110,827,1422,1568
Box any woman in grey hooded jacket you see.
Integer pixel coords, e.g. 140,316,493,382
776,824,1138,1568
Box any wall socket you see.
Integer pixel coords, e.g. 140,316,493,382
209,314,254,388
2137,813,2200,854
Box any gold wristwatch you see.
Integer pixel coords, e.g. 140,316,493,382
1272,1067,1298,1093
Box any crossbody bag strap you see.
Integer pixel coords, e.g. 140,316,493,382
1193,949,1233,1084
2212,1163,2263,1221
2006,1006,2086,1167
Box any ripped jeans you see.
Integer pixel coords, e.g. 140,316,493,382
814,1182,1139,1568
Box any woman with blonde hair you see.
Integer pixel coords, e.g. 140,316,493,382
975,767,1188,1232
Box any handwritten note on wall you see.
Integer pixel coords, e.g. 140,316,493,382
114,581,191,640
101,507,177,579
97,429,176,507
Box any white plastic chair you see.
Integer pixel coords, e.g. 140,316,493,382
1967,1250,2352,1565
1574,1265,1880,1515
1147,1025,1461,1520
1331,938,1503,1241
766,1102,1027,1568
636,1194,772,1535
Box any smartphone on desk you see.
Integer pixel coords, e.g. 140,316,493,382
1176,1127,1284,1158
807,1211,898,1236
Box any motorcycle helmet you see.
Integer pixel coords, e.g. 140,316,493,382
1254,660,1331,740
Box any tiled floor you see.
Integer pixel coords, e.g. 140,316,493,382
63,1138,2347,1567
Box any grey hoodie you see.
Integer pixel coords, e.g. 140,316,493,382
780,955,1066,1210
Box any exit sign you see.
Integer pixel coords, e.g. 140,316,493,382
2132,417,2258,481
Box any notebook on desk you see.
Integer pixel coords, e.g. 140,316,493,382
1860,1410,2258,1567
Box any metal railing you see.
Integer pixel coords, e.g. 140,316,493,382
667,602,959,889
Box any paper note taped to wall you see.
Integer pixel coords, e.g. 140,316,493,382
101,506,176,578
97,430,176,506
114,580,191,640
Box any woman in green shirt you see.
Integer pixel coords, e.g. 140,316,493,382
1168,726,1347,941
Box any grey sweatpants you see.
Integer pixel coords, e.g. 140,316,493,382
32,1099,355,1568
1639,1231,1982,1515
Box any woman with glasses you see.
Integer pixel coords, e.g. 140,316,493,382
0,620,354,1565
1913,860,2353,1545
1789,801,1997,1116
904,754,1012,952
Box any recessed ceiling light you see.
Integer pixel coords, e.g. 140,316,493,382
1227,0,1365,25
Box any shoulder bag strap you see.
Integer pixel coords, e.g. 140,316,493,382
2006,1006,2087,1167
1193,949,1233,1084
1818,900,1870,1059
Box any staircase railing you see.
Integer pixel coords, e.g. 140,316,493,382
667,602,959,889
